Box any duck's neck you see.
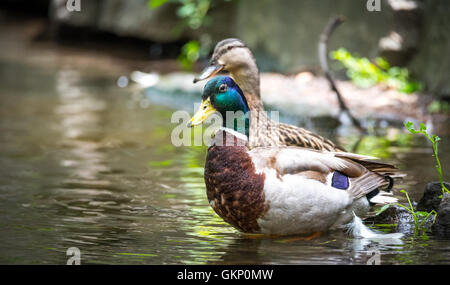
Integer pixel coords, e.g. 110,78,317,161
215,95,250,139
230,62,263,111
221,113,249,138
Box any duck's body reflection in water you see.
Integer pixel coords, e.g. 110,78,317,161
207,230,405,265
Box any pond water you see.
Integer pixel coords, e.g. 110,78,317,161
0,59,449,265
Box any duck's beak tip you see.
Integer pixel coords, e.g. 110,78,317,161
193,64,224,84
186,121,192,128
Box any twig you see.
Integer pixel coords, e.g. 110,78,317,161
318,15,366,133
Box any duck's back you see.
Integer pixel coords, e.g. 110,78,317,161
247,109,345,152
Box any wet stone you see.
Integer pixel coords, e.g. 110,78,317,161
366,205,416,234
417,181,450,212
432,193,450,238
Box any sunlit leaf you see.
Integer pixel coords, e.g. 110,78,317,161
331,48,423,93
405,121,418,134
148,159,173,167
148,0,170,9
419,123,427,132
375,204,391,216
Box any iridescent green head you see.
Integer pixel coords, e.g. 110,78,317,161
189,76,249,137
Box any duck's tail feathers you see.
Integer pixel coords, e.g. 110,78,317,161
345,213,403,239
368,190,398,205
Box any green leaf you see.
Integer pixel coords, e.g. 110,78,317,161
405,121,418,134
331,48,423,93
148,0,170,9
375,204,391,216
415,211,429,217
148,159,173,167
178,40,200,70
420,123,427,132
394,202,413,213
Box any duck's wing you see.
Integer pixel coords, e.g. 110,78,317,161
333,152,398,175
278,122,346,152
249,147,396,199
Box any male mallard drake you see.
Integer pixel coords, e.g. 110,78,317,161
194,38,344,152
189,76,398,236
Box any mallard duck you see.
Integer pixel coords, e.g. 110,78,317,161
188,76,398,236
194,38,345,152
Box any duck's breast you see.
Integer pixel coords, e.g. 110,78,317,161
204,145,267,233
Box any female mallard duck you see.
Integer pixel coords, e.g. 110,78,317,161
194,38,345,152
189,76,399,236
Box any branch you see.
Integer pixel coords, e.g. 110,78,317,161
318,15,365,133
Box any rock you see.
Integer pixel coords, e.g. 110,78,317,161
417,181,450,212
408,0,450,98
365,204,420,235
432,193,450,237
378,0,423,66
366,204,411,225
49,0,234,43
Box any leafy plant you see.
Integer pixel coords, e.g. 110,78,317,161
428,100,450,114
148,0,232,70
178,40,201,70
377,190,437,236
331,48,423,93
345,131,414,159
405,121,449,195
149,0,213,30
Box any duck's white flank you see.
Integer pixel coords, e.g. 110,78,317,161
255,168,356,235
247,147,396,237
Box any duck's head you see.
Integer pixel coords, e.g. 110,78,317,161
188,76,249,136
193,39,259,97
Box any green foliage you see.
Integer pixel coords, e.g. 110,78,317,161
149,0,213,30
428,100,450,114
331,48,423,93
148,0,235,32
149,0,233,70
178,40,200,70
148,0,170,9
373,121,448,236
148,159,173,167
405,121,449,194
344,129,414,159
376,190,437,236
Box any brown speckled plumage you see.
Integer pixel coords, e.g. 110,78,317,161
248,104,345,151
204,131,267,233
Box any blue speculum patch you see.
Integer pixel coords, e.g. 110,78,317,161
332,171,349,190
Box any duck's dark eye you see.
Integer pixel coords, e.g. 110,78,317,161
218,84,228,93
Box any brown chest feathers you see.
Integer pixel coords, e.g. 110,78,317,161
204,144,267,233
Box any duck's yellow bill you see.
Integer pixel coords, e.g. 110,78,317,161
187,98,217,128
